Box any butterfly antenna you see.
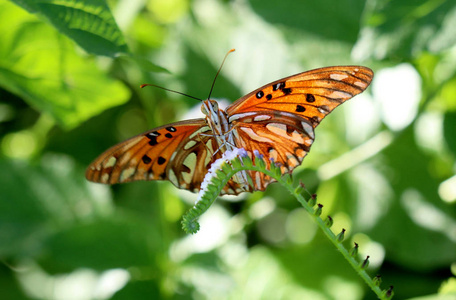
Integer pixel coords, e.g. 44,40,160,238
140,83,203,101
207,48,235,100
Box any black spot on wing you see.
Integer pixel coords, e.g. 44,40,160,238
146,131,160,146
273,82,285,91
158,157,166,165
296,105,306,112
142,154,152,164
282,88,292,95
256,91,264,99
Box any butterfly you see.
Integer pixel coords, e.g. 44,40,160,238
86,54,373,195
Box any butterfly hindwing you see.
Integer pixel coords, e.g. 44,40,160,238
86,119,221,191
227,111,315,191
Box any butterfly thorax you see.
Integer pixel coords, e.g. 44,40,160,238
201,99,230,136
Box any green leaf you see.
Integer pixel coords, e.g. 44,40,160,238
443,111,456,156
0,265,29,300
0,154,113,258
0,1,131,129
37,216,158,273
369,128,456,270
111,281,161,300
11,0,129,57
249,0,367,43
119,55,170,74
357,0,456,59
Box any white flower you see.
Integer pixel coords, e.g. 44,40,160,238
196,148,246,204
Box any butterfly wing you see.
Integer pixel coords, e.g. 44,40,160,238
86,119,222,193
226,66,373,119
224,66,374,192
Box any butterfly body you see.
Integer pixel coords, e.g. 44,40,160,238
86,66,373,195
201,99,251,191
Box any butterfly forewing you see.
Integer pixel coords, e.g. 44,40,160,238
226,66,373,126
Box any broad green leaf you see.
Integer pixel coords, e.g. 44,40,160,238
118,54,170,74
111,281,161,300
249,0,367,43
443,111,456,156
0,266,29,300
37,217,158,273
356,0,456,60
0,1,130,129
11,0,129,57
0,154,113,258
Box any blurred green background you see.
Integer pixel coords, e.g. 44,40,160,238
0,0,455,299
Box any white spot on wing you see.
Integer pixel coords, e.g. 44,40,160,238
101,173,109,183
317,105,330,114
354,81,367,88
287,153,299,167
266,123,287,132
170,151,177,162
183,152,197,168
266,123,304,144
104,156,116,168
301,121,315,139
240,127,274,143
253,115,272,122
184,140,197,150
229,112,257,122
182,152,197,184
328,90,352,99
120,167,135,182
168,169,179,186
330,73,348,81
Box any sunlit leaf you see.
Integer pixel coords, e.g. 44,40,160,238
11,0,129,57
0,155,113,258
0,1,131,129
118,54,170,73
355,0,456,60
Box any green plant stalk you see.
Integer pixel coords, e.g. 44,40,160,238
181,156,391,299
275,175,386,299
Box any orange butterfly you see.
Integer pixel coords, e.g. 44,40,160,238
86,51,373,195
